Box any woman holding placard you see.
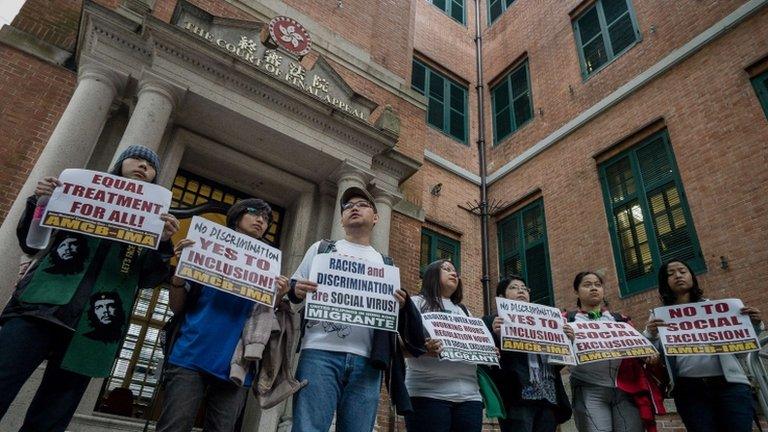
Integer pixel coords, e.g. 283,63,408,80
404,259,483,432
564,271,664,432
645,260,762,432
484,276,572,432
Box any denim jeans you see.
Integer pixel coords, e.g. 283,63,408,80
155,364,248,432
403,397,483,432
0,317,91,432
292,349,382,432
674,377,755,432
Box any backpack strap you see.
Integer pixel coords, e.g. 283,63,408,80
318,239,337,254
458,303,469,316
566,310,578,323
611,312,629,323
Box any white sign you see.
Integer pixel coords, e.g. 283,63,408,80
175,216,281,307
42,169,171,249
654,299,760,356
422,312,499,366
572,321,657,364
496,298,576,365
305,252,400,332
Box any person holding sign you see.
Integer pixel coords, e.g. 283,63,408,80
404,259,484,432
288,186,425,432
155,199,291,432
0,145,178,431
644,260,762,432
484,276,572,432
564,271,664,432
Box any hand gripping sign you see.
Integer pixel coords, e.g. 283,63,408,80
496,298,576,365
42,169,171,249
175,216,281,307
572,321,657,364
305,252,400,332
654,299,760,356
422,312,500,366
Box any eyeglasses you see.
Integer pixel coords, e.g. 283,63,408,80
508,285,530,293
440,265,459,276
342,201,372,211
245,208,271,220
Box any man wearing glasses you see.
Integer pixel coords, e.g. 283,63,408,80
288,186,425,432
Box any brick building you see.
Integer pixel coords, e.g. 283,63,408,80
0,0,766,431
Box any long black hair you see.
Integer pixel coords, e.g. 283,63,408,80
658,260,703,306
573,271,605,309
496,275,526,297
420,259,463,312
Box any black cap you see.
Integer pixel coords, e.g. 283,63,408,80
340,186,377,215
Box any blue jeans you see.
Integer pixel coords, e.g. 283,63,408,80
0,317,91,432
292,349,382,432
404,397,483,432
674,377,755,432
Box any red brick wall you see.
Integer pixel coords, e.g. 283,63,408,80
0,46,76,225
485,8,768,329
11,0,85,50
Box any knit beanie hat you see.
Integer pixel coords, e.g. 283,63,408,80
110,145,161,182
226,198,273,230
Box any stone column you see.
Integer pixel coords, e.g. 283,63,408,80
314,182,336,240
370,183,400,256
0,64,123,431
157,129,187,189
0,64,123,304
111,76,180,163
329,166,368,241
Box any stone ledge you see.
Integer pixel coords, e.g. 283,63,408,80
0,25,72,66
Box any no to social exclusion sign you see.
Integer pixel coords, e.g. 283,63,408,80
305,253,400,332
496,298,576,365
42,169,171,249
175,216,282,307
422,312,499,366
572,321,657,364
654,299,760,356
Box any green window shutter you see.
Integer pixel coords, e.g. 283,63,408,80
420,229,461,275
488,0,516,25
411,60,469,144
497,199,553,305
599,130,705,295
574,0,639,77
491,61,533,145
428,0,464,24
751,70,768,120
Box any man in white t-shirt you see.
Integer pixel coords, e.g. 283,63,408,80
288,186,425,432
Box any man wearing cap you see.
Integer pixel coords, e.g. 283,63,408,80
288,186,425,432
155,198,291,432
0,145,179,431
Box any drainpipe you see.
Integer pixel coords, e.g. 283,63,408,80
473,0,491,314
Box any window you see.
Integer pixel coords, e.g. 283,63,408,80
427,0,465,24
412,60,469,144
420,229,461,273
573,0,640,77
491,61,533,144
497,199,553,305
599,130,705,295
752,70,768,119
488,0,515,25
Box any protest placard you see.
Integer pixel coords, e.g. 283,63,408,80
496,298,576,364
41,169,171,249
422,312,499,366
654,299,760,356
572,321,657,364
305,252,400,332
175,216,281,307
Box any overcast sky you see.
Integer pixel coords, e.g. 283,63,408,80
0,0,25,26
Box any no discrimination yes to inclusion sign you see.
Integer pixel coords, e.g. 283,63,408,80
175,216,281,307
42,169,171,249
306,252,400,332
496,298,576,365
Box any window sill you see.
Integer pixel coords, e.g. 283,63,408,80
427,123,469,146
491,117,534,149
